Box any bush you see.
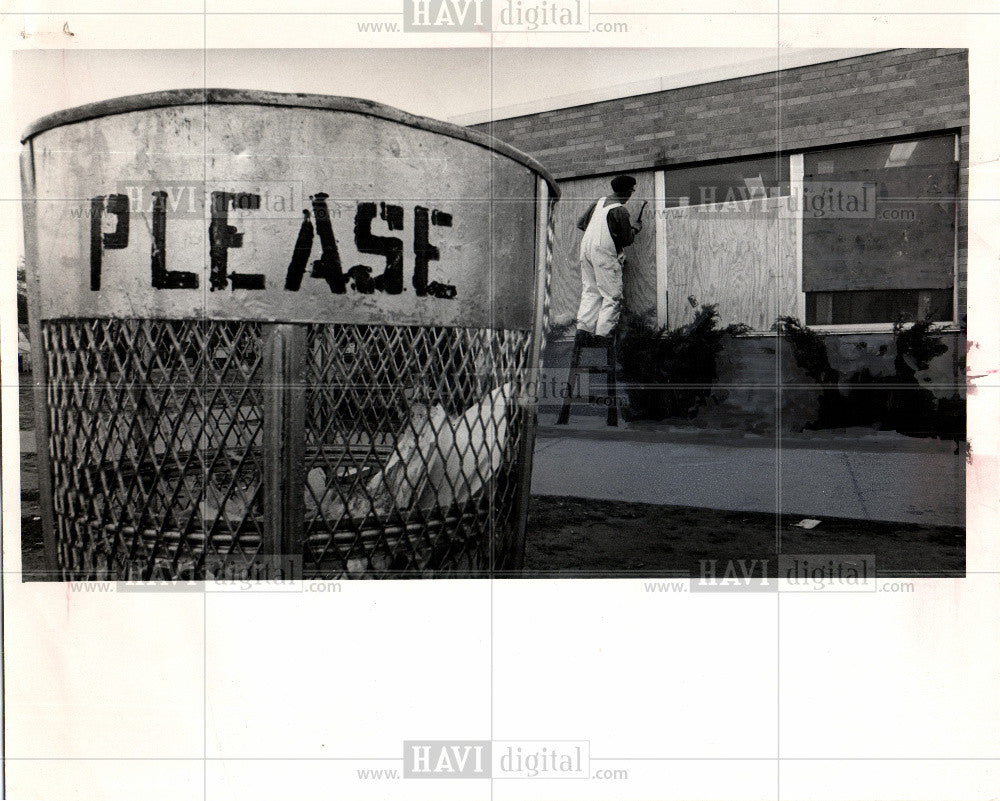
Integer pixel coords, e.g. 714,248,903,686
775,316,963,442
772,316,839,384
618,309,964,443
772,316,845,430
891,320,959,441
545,319,577,343
618,304,747,421
893,319,948,376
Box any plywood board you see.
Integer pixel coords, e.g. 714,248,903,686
802,164,957,292
664,196,798,331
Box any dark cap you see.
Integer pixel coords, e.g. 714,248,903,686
610,174,637,193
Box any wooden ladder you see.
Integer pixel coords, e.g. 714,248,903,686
556,329,620,427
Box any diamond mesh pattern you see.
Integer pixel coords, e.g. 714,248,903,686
40,318,534,580
43,319,265,580
302,324,533,579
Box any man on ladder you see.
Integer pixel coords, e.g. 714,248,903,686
576,173,642,343
558,174,642,427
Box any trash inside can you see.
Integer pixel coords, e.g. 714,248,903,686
20,89,559,580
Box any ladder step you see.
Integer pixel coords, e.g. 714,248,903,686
556,331,620,427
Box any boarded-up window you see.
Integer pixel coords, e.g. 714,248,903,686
663,156,793,331
663,197,798,331
803,134,957,324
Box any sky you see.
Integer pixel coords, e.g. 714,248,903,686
12,47,885,136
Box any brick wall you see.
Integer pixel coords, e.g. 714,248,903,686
471,48,969,317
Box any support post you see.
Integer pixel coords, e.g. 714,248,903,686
606,331,618,427
556,331,584,426
21,145,59,579
790,153,806,323
261,323,307,578
506,177,551,574
654,169,667,328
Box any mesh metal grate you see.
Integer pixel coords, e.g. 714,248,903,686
303,324,533,579
43,319,266,580
41,318,533,580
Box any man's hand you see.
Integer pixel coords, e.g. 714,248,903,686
632,219,643,234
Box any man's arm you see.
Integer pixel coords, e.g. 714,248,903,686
576,201,598,232
607,206,641,251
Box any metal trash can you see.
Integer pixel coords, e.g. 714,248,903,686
21,89,559,581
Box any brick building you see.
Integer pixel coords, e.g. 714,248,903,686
471,48,968,433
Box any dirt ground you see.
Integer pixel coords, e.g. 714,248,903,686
524,495,964,578
17,496,964,581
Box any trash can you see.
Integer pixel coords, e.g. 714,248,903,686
21,89,559,581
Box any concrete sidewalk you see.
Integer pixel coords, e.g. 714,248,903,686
20,420,965,527
530,424,965,527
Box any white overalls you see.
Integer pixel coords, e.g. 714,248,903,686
576,197,625,338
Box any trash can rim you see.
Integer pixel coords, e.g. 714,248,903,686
20,87,560,198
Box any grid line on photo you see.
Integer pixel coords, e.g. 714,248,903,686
775,26,783,796
12,10,1000,13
